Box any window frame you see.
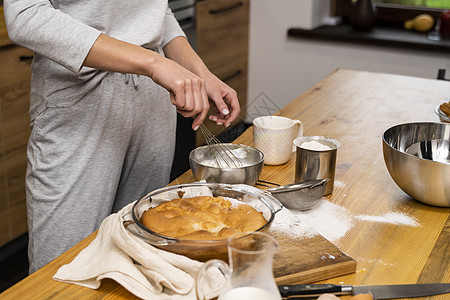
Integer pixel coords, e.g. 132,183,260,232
333,0,444,27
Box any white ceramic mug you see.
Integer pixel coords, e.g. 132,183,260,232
253,116,303,165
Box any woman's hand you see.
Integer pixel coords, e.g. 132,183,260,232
202,71,240,128
150,56,210,130
150,56,240,130
83,34,241,130
83,34,212,130
163,36,241,130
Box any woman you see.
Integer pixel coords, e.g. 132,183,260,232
4,0,240,273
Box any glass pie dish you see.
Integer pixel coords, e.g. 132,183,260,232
124,182,283,261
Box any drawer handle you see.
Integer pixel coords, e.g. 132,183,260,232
209,1,243,15
221,69,242,82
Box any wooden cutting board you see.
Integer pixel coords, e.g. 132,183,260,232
169,156,357,286
272,232,356,285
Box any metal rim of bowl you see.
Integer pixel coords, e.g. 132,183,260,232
382,121,450,165
267,178,330,194
189,144,264,170
131,182,278,244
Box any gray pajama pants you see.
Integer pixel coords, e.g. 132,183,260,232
26,71,176,273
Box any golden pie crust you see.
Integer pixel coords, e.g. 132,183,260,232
140,196,267,240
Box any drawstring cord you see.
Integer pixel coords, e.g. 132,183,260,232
124,46,161,89
125,74,140,89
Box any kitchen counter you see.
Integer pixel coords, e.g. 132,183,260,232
1,69,449,299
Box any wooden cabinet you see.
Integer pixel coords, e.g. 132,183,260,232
196,0,249,145
0,45,33,247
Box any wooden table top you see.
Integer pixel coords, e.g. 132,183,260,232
2,69,449,299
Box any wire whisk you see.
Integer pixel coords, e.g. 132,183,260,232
199,124,243,168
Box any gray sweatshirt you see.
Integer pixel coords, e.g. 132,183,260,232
4,0,185,119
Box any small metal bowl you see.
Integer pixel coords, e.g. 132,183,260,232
435,105,450,123
382,122,450,207
189,144,264,185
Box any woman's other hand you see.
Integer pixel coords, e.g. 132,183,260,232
202,71,240,128
163,36,240,130
150,56,210,130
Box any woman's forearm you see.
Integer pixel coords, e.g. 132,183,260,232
84,34,203,79
163,36,210,78
83,33,163,77
84,33,211,129
83,33,239,129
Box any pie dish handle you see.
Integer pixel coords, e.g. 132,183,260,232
263,190,284,214
121,208,174,246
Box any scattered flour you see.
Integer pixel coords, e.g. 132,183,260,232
268,198,420,243
354,257,395,268
321,253,336,260
333,180,345,189
355,211,419,227
175,183,421,245
268,207,317,240
269,199,354,243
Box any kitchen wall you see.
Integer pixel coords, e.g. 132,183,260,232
245,0,450,122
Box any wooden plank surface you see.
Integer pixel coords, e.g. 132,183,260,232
2,69,450,299
272,234,356,285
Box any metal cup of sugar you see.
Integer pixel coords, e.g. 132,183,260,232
293,136,341,196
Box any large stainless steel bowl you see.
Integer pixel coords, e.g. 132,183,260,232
125,182,282,261
189,144,264,185
382,122,450,207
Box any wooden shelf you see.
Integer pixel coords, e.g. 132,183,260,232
288,24,450,53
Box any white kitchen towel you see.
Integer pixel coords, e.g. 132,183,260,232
53,201,218,300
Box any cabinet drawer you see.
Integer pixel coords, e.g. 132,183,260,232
0,45,32,159
197,0,249,32
212,58,247,107
0,45,32,246
196,0,249,70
